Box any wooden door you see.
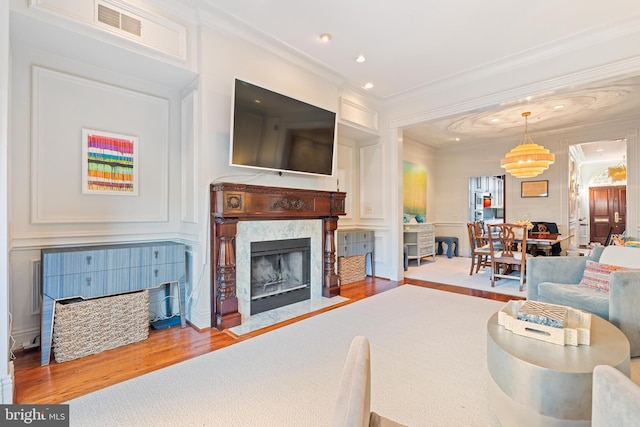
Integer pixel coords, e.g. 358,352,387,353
589,186,626,244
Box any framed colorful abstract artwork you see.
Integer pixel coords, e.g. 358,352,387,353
403,160,427,223
82,129,138,195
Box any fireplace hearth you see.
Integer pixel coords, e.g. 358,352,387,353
251,238,311,315
210,183,346,329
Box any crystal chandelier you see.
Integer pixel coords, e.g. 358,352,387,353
608,156,626,182
500,112,555,178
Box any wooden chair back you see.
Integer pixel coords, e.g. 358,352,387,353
467,222,486,249
488,223,528,291
467,222,491,275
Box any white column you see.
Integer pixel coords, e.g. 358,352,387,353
1,0,14,403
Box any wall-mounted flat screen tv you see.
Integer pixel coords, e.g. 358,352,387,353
229,78,337,177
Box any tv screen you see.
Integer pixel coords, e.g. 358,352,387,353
230,78,337,177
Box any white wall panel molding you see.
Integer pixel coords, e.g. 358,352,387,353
339,97,379,133
626,128,638,241
31,66,170,224
359,143,384,219
29,0,189,62
1,0,12,404
181,85,198,223
336,143,354,219
9,232,188,251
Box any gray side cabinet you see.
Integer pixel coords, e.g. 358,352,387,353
337,229,375,276
403,223,436,266
40,241,186,366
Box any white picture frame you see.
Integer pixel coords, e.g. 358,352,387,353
81,128,139,196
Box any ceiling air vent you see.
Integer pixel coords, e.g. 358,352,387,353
97,3,142,37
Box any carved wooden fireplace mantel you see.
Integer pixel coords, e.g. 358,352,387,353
210,182,346,330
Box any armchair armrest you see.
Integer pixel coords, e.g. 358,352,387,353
592,365,639,426
526,256,590,301
609,270,640,357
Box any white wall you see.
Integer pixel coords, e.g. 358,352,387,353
6,2,387,348
8,41,194,342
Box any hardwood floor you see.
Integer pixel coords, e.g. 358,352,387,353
13,277,520,404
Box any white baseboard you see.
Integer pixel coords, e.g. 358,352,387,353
187,306,211,330
1,362,14,403
11,327,40,352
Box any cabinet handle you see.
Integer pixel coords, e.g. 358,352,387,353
86,255,92,265
154,250,159,259
86,277,91,286
154,269,159,278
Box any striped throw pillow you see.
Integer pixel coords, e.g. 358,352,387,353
578,260,634,292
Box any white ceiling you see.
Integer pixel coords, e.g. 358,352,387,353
207,1,640,161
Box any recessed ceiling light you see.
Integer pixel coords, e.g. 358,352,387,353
254,99,261,104
455,137,461,142
554,104,565,110
363,83,374,90
491,118,500,123
319,33,332,42
355,55,366,63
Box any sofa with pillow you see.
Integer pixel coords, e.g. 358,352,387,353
526,245,640,357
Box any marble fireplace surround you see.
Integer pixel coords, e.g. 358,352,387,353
210,183,346,330
236,220,321,322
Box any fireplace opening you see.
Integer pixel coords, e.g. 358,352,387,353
250,238,311,315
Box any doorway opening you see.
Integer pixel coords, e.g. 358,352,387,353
570,139,627,246
469,175,505,225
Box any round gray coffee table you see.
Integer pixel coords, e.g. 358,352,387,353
487,311,630,426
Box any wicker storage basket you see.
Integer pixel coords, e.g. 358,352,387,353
53,290,150,363
338,254,367,285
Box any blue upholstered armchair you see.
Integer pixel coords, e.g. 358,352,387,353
526,245,640,357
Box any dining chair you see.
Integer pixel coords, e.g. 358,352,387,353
467,222,491,275
529,222,561,256
488,223,527,291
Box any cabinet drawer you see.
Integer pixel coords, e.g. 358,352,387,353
337,244,349,257
421,243,435,253
339,243,357,257
130,244,184,266
418,234,430,243
42,248,131,277
129,262,184,289
338,230,374,245
337,232,354,244
356,231,373,243
43,269,130,299
355,242,373,254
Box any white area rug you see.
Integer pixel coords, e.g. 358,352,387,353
404,255,527,298
67,285,505,426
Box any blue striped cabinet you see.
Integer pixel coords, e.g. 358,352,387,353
41,241,186,366
337,229,375,276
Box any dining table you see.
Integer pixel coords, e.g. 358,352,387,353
489,232,574,284
523,232,573,256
